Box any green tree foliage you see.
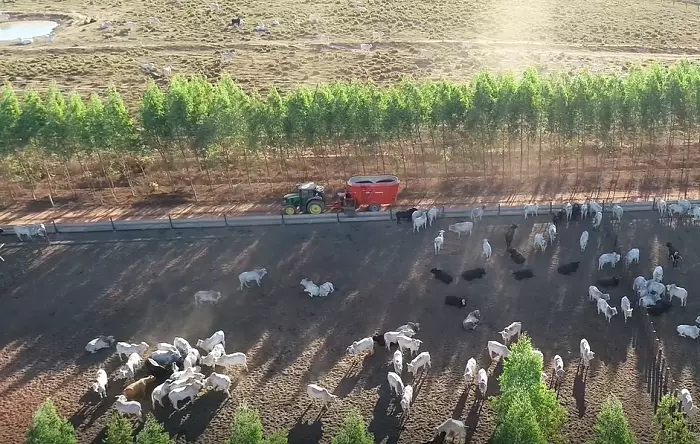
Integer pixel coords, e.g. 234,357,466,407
590,394,636,444
331,412,374,444
493,390,546,444
25,398,76,444
103,412,134,444
227,405,287,444
135,414,172,444
493,335,566,444
653,395,695,444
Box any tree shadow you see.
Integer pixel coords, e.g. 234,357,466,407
287,416,322,444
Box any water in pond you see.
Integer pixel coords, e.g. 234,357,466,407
0,20,58,41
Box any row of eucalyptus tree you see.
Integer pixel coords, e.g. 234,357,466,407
1,61,699,203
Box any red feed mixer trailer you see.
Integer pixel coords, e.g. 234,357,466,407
334,175,401,214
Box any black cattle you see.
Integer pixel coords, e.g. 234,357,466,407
372,333,386,347
557,261,580,275
571,203,582,220
647,300,672,316
431,268,453,284
666,242,682,268
445,295,467,307
461,267,486,281
507,248,526,264
232,17,241,27
513,269,535,280
144,358,173,379
505,224,518,250
396,208,417,225
552,209,566,227
596,276,620,288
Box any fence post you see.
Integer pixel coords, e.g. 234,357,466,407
652,197,656,211
281,213,285,225
498,204,501,216
110,217,116,231
389,207,393,221
168,214,174,229
442,205,445,217
336,212,340,223
223,213,228,227
549,202,552,214
52,220,58,234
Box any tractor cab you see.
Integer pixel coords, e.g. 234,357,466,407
282,182,326,215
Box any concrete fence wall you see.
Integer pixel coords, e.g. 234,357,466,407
0,197,692,236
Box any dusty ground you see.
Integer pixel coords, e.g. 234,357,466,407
2,212,694,443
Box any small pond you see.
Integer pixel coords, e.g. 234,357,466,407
0,20,58,41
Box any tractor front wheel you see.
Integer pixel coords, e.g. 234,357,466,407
283,205,297,215
307,201,324,214
368,203,381,212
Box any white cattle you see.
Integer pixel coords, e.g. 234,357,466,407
85,336,115,353
638,295,659,307
680,389,699,417
477,369,488,396
392,349,403,374
196,330,225,353
173,337,194,356
200,344,225,367
524,203,539,218
118,353,142,380
427,206,439,226
396,335,422,357
434,230,445,255
633,276,648,295
597,298,618,322
168,381,203,411
620,296,633,324
653,265,663,282
552,355,564,380
657,199,667,217
579,230,589,252
580,339,594,367
151,382,171,408
116,342,149,360
204,372,232,396
534,233,547,252
564,202,573,221
448,221,473,238
612,205,623,221
679,199,692,212
92,369,108,398
156,343,179,353
547,223,556,242
647,281,665,298
625,248,640,268
588,285,610,302
407,352,431,375
499,321,522,344
581,203,589,219
598,252,621,270
183,349,200,370
411,210,424,222
691,206,700,221
668,203,685,217
307,383,339,406
667,284,688,307
239,268,267,289
216,352,248,371
346,337,374,356
487,340,509,361
677,325,700,339
463,357,477,384
300,279,320,297
14,223,47,241
319,282,335,297
413,214,428,233
114,395,142,419
400,385,413,412
589,201,602,214
592,211,603,229
435,418,466,442
383,329,415,349
471,205,486,221
387,372,404,397
194,290,222,305
482,239,492,259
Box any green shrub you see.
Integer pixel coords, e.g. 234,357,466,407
331,412,374,444
227,406,264,444
103,413,134,444
654,395,695,444
263,430,289,444
25,398,76,444
135,414,171,444
493,335,566,443
493,390,546,444
590,394,636,444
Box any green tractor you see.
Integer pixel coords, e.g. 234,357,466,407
282,182,326,215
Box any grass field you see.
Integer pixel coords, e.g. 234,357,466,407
0,213,698,443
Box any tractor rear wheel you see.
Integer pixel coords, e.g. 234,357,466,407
283,205,297,215
368,203,381,212
307,201,324,214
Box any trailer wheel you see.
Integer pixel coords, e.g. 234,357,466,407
368,203,380,212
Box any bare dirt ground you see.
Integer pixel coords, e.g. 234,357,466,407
1,212,695,443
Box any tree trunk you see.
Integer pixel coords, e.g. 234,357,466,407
96,151,118,202
176,138,198,201
42,160,55,207
62,160,77,199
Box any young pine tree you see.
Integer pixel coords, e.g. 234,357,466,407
24,399,76,444
590,394,636,444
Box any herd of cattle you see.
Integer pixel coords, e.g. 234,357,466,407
8,199,700,440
